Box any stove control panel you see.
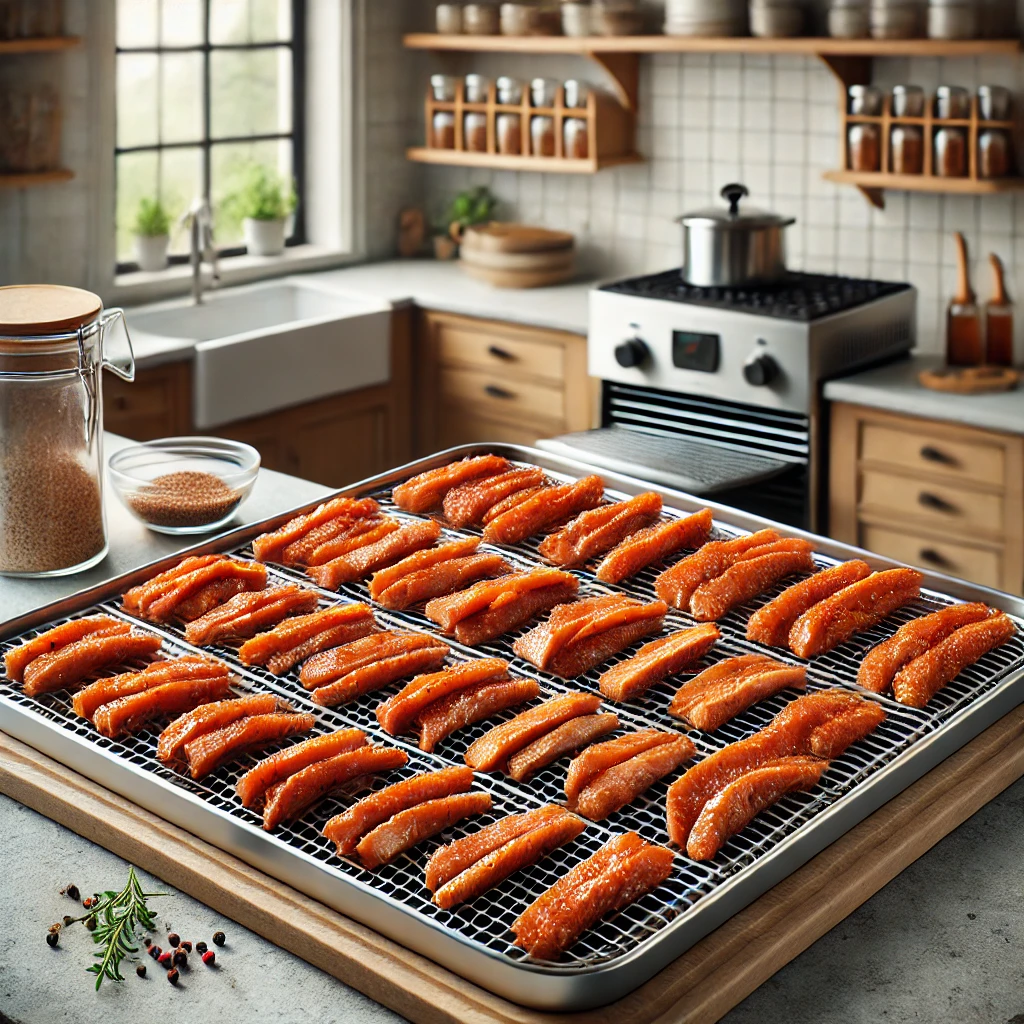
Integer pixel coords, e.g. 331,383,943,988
743,348,779,387
614,337,649,368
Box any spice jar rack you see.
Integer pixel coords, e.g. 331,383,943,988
407,80,641,174
825,94,1024,208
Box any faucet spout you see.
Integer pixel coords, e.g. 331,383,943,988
178,198,218,305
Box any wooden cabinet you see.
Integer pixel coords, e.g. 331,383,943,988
417,310,595,453
829,403,1024,595
103,361,191,441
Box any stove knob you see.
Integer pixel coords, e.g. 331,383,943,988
615,337,649,368
743,352,779,387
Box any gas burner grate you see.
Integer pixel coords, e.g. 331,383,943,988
601,269,912,322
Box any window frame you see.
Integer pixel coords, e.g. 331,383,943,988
114,0,307,273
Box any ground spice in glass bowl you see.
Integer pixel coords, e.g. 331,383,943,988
108,438,260,535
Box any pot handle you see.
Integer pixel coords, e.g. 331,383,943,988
98,307,136,383
721,183,749,216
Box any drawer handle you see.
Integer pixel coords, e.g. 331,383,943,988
920,445,956,466
487,345,516,361
919,547,954,570
918,491,958,514
485,384,515,400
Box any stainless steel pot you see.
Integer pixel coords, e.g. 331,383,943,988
677,183,795,287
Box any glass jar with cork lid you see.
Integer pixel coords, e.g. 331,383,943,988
0,285,135,576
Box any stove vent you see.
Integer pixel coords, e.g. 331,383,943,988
832,317,914,373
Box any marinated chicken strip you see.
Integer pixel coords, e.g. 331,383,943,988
392,455,512,513
598,624,721,702
507,714,620,782
416,677,541,753
595,508,714,585
481,486,544,526
123,556,222,614
92,675,233,739
892,614,1017,709
141,559,268,623
355,791,493,869
184,712,316,779
237,729,367,808
686,756,828,861
323,765,474,856
564,729,673,802
310,646,450,708
368,537,480,599
669,658,807,732
443,466,546,527
281,514,387,567
174,577,261,623
184,585,320,647
266,622,379,677
789,568,924,659
538,492,663,568
747,560,873,648
238,603,376,668
156,693,290,762
513,835,674,961
4,616,128,683
306,520,443,590
262,745,408,832
550,616,666,679
252,496,380,563
306,519,402,568
464,692,602,771
424,805,568,892
653,529,784,608
573,735,694,821
482,475,605,546
666,690,884,846
375,658,509,736
72,657,227,721
22,630,163,697
857,602,993,694
690,549,816,622
432,813,585,910
375,553,513,612
300,630,446,689
455,582,580,648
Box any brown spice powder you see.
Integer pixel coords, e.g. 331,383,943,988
128,470,242,528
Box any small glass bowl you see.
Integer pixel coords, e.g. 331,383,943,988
108,437,260,535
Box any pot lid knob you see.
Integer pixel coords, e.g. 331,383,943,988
721,183,750,216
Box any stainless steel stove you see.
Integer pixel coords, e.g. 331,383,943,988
540,269,916,532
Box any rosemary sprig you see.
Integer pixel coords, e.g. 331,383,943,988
85,866,167,990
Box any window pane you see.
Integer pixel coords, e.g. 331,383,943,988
117,0,158,48
211,139,292,247
161,0,204,46
116,150,159,262
160,53,203,144
117,54,159,149
210,0,292,44
160,147,204,255
210,47,292,139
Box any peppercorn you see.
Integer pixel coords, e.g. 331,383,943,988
157,951,172,968
136,964,147,978
144,937,152,948
62,884,80,901
46,931,59,948
167,932,180,947
166,967,179,986
212,930,225,947
173,949,187,968
201,950,216,967
82,897,94,909
62,915,73,927
85,916,97,932
149,945,162,960
195,941,207,954
180,941,192,953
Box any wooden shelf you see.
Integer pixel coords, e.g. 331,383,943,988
408,147,643,174
0,35,81,54
824,170,1024,208
0,169,74,188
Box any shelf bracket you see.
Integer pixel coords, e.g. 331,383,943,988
857,185,886,209
817,55,872,89
586,51,639,112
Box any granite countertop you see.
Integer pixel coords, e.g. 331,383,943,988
824,355,1024,436
4,437,1024,1023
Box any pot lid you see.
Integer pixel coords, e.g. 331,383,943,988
0,284,103,337
677,183,796,230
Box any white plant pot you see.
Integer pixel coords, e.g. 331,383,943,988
244,217,286,257
134,233,169,272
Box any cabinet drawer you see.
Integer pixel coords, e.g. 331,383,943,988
861,524,1003,591
436,325,565,384
103,365,190,441
439,366,565,423
860,469,1004,536
860,422,1005,487
438,407,550,450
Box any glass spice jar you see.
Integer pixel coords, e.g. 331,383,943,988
464,112,488,152
563,79,590,160
934,125,968,177
891,125,924,173
496,76,524,155
432,111,456,149
531,115,556,157
978,128,1012,179
848,123,881,171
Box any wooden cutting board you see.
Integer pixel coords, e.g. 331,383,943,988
3,708,1024,1024
460,261,577,290
460,246,576,272
462,223,576,254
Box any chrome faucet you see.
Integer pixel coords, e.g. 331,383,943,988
178,198,220,304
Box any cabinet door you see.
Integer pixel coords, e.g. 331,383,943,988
292,397,391,489
103,362,191,441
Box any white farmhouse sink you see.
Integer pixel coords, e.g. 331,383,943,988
128,279,392,430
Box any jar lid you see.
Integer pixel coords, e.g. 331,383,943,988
0,284,103,337
678,184,796,231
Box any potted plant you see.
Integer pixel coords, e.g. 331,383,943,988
133,198,171,272
446,185,497,244
227,164,297,257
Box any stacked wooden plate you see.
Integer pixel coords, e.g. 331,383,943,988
459,223,576,289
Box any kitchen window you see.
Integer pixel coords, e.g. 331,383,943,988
114,0,306,269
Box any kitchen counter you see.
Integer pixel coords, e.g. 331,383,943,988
824,355,1024,436
4,440,1024,1024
